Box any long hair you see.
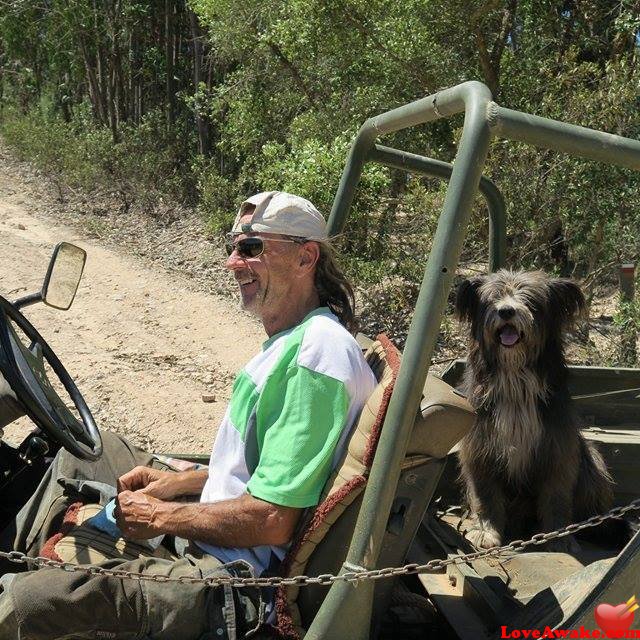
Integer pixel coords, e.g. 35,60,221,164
314,242,358,334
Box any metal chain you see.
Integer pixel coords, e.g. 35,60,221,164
1,498,638,588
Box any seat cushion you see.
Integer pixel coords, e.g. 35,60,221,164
275,334,400,638
409,375,475,459
40,502,174,564
275,334,475,638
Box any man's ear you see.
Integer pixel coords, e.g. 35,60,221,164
547,278,587,327
298,242,320,275
454,276,484,323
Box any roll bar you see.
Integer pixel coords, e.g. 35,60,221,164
368,144,507,271
308,80,640,640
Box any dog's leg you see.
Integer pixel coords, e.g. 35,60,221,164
464,474,506,549
574,439,613,518
536,478,581,554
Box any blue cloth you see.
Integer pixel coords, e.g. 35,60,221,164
85,499,121,538
85,498,165,550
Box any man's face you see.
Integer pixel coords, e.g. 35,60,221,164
225,213,302,320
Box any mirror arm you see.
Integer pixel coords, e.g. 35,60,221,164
13,293,43,310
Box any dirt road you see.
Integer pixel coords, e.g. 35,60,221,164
0,169,264,454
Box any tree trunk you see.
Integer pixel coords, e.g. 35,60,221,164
473,0,518,99
375,171,406,256
0,43,5,110
165,0,176,127
102,0,120,141
104,56,119,143
77,32,107,124
265,40,318,108
92,0,111,131
111,0,127,124
129,25,143,124
189,10,210,155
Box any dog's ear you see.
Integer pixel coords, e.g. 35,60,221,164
547,278,587,327
455,276,484,323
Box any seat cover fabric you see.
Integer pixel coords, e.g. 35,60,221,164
275,334,400,639
274,334,476,638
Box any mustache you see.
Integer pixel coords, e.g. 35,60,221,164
234,267,257,282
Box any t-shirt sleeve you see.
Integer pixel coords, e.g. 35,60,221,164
246,363,349,508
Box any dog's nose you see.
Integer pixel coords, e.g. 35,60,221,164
498,306,515,319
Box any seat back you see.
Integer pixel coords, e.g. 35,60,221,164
275,335,476,638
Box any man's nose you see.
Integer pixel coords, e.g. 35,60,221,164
225,250,246,270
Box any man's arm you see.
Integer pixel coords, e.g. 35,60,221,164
115,490,301,547
117,466,209,500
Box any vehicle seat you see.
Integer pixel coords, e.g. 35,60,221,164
275,334,475,639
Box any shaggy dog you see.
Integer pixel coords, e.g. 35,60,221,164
455,270,613,550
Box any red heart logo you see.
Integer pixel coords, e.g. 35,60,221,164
594,603,635,634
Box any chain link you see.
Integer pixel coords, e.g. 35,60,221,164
1,498,638,588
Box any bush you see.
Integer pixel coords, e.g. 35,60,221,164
0,105,195,212
254,133,391,258
193,156,237,232
614,297,640,367
1,108,89,199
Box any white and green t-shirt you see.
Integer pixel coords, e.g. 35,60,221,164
196,307,377,575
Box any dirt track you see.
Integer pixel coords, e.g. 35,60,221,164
0,167,264,454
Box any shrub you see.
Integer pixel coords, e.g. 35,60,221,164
193,156,237,233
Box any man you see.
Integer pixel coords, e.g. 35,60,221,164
0,191,377,639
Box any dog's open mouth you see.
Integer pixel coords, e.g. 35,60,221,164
497,324,521,347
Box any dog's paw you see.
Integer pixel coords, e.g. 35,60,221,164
466,525,502,549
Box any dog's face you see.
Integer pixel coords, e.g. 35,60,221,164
455,270,585,364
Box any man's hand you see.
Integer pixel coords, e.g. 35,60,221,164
117,466,208,500
117,466,171,497
114,490,162,540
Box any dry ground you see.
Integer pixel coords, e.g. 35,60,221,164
0,152,264,454
0,143,634,456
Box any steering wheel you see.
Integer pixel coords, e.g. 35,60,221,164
0,295,102,460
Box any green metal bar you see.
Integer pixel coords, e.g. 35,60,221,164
563,530,640,631
327,126,378,238
327,80,489,236
369,144,507,271
489,103,640,171
307,80,494,640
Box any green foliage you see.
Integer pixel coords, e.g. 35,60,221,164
0,104,192,211
193,156,236,232
0,108,96,203
188,0,640,280
254,133,391,252
614,294,640,367
615,298,640,332
1,0,639,350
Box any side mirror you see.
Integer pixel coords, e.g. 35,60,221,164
42,243,87,311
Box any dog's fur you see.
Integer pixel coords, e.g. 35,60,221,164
455,269,613,550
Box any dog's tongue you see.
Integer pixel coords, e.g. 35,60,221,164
499,326,520,346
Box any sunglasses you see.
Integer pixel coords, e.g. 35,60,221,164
225,235,305,259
